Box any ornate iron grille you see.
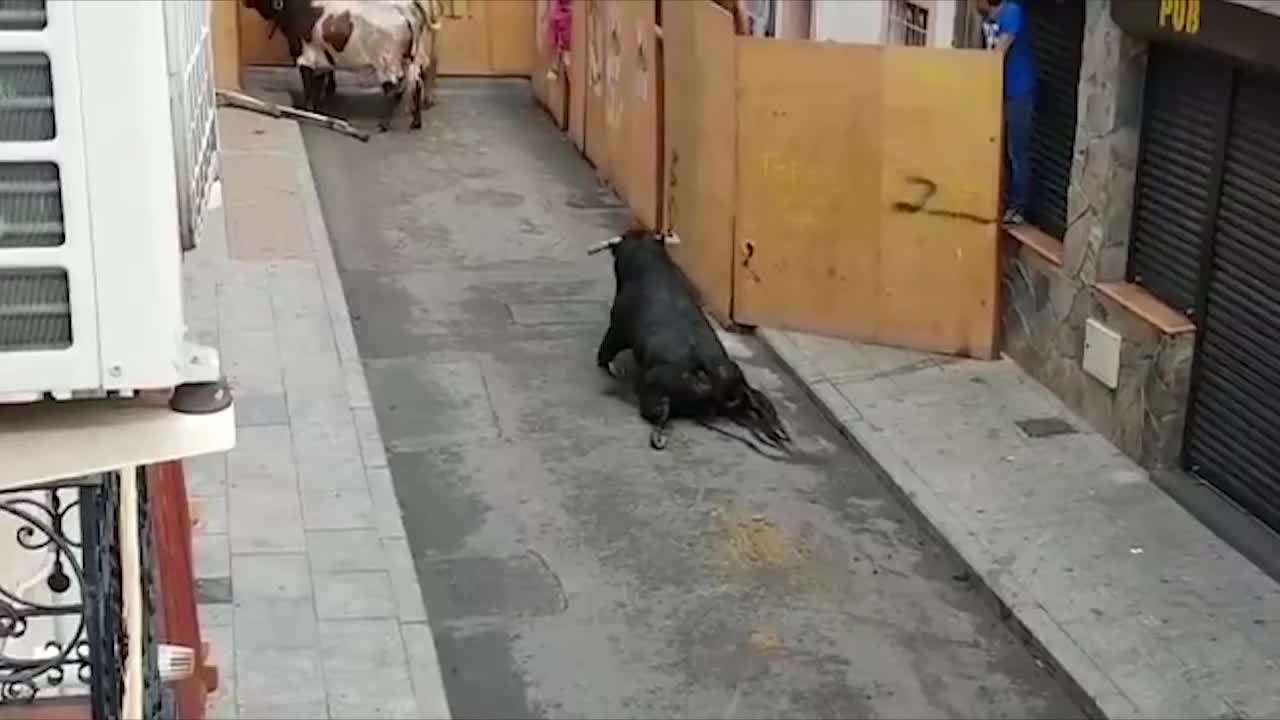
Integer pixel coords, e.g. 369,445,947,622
0,469,170,720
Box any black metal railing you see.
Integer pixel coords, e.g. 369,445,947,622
0,471,138,720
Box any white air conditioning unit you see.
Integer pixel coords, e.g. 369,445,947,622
0,0,223,407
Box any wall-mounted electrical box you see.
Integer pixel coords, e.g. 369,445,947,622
1083,318,1123,390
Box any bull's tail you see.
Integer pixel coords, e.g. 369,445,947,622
732,384,791,452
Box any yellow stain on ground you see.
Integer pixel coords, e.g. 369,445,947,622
747,627,784,655
713,510,810,571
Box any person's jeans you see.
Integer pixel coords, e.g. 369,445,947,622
1003,93,1034,214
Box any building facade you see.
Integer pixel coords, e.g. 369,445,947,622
811,0,957,48
1002,0,1280,533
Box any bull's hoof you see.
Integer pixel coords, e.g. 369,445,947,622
649,428,669,451
377,123,391,133
410,118,423,130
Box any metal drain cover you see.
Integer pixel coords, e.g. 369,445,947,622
1015,417,1078,438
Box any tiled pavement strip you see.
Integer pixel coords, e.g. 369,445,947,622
760,329,1280,720
183,107,450,719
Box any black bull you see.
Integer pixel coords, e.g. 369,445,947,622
591,230,792,453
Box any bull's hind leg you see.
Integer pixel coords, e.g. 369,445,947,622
596,322,628,378
323,71,337,101
378,81,404,133
639,387,672,450
410,73,424,130
639,365,684,451
298,66,323,112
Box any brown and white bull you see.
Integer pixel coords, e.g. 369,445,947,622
243,0,444,131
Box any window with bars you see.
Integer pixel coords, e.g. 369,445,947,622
887,0,930,47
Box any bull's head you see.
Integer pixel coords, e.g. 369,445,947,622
586,229,680,255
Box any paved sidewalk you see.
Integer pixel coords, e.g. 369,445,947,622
183,105,450,719
762,329,1280,720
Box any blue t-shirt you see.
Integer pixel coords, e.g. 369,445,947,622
994,1,1036,100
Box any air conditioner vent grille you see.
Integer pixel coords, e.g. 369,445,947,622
0,0,47,31
0,52,55,141
0,162,64,248
0,266,71,352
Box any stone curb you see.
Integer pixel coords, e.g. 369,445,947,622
285,118,454,720
756,327,1132,720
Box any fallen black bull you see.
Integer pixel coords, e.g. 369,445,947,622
589,229,792,454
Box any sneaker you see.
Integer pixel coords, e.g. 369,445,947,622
1002,208,1026,225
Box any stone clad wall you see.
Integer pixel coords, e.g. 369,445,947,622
1001,0,1197,469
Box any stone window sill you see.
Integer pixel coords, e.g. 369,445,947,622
1004,223,1063,266
1094,281,1196,336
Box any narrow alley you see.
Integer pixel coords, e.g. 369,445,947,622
295,77,1081,719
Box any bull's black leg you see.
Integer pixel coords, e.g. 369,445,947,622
323,71,337,101
596,323,627,378
378,81,400,133
298,66,321,112
639,388,672,451
410,74,424,130
640,365,686,450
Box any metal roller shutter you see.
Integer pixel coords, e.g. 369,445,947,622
1185,66,1280,531
1022,0,1084,239
1126,46,1231,313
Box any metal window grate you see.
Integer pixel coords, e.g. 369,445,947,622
0,0,47,31
0,53,55,142
0,267,72,352
0,162,65,248
163,0,219,252
887,0,930,47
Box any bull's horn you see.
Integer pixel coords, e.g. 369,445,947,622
586,235,623,255
662,232,681,245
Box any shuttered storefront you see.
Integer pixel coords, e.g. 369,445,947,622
1183,66,1280,532
1126,46,1230,312
1022,0,1085,238
1127,42,1280,531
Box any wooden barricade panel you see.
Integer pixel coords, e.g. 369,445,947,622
545,65,568,130
212,0,241,89
568,0,588,149
532,1,550,106
532,0,569,128
619,0,660,229
729,39,1002,358
437,0,495,75
488,0,536,75
599,0,660,228
732,39,882,339
237,3,290,67
602,0,626,184
878,46,1002,358
662,0,736,322
583,0,610,174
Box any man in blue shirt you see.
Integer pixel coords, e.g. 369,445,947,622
980,0,1036,225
